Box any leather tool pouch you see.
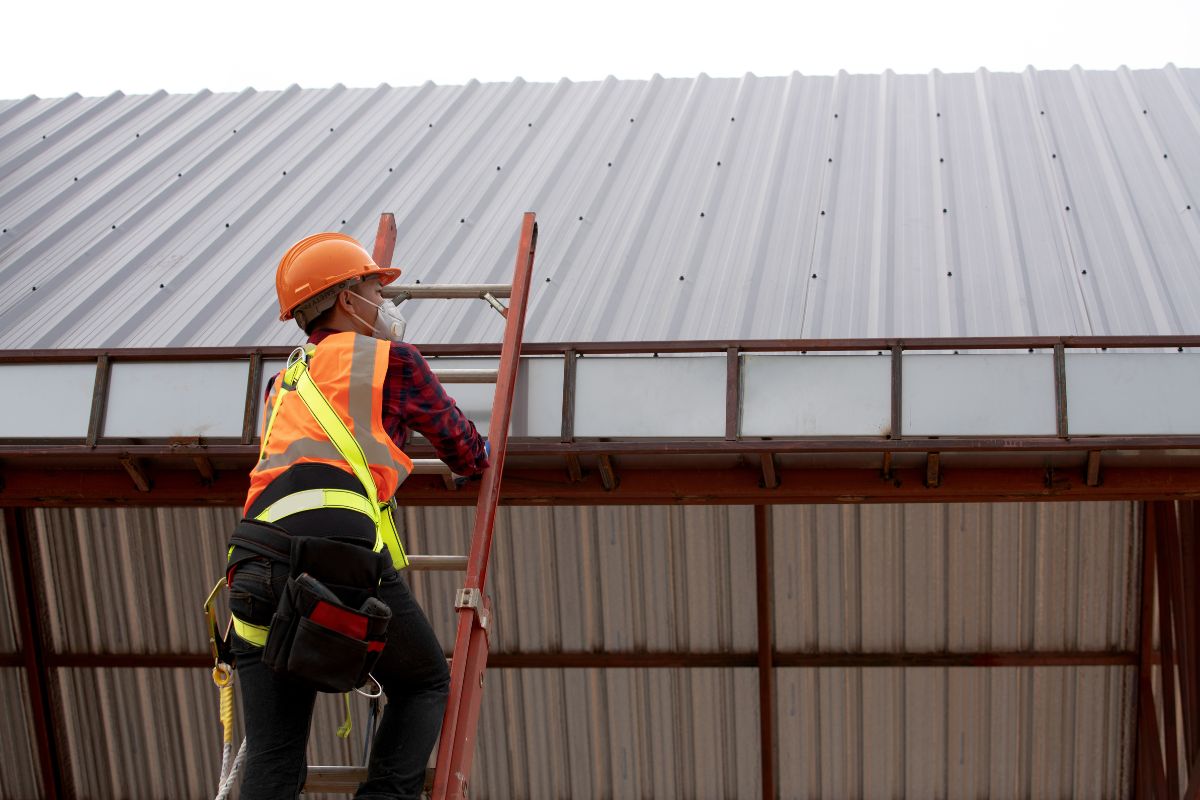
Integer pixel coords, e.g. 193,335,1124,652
253,531,392,693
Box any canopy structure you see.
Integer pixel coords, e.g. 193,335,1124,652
2,68,1200,798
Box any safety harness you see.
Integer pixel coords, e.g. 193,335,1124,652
227,344,410,648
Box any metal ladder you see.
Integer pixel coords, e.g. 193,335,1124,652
302,212,537,799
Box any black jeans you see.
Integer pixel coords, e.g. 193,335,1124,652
230,554,449,799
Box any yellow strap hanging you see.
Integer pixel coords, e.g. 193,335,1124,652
337,693,353,739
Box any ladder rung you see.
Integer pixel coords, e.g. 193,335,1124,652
304,766,436,793
304,765,367,792
430,368,498,383
407,555,468,571
385,283,512,300
411,459,453,475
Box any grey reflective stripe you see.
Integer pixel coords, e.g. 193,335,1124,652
256,435,345,471
253,336,407,480
348,336,399,471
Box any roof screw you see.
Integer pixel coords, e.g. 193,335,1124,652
1065,205,1071,211
31,286,36,291
629,117,635,123
1143,109,1148,114
820,210,825,216
1188,205,1192,210
177,173,182,177
329,127,334,132
73,177,78,181
1040,110,1045,115
232,129,237,133
947,271,953,277
731,117,736,122
578,216,583,221
460,218,465,223
1028,348,1034,353
341,220,346,224
834,113,838,118
225,223,230,228
939,157,944,163
942,208,948,214
282,170,287,175
159,283,165,288
428,123,433,128
827,157,833,163
1051,154,1057,159
679,275,685,281
717,161,722,166
811,273,817,279
1178,346,1184,352
528,122,532,127
496,166,501,171
112,224,117,229
700,212,705,217
1082,269,1087,274
607,162,612,167
135,133,140,138
545,277,551,282
1164,154,1168,159
388,168,393,172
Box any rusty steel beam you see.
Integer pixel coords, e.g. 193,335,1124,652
4,334,1200,364
43,650,1137,670
10,434,1200,459
754,505,776,800
1136,503,1169,800
4,508,64,800
241,352,264,444
8,465,1200,508
726,347,740,441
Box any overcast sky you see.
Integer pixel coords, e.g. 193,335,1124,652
3,0,1197,99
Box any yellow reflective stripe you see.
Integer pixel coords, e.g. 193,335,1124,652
253,488,376,524
379,503,409,570
258,374,288,462
232,615,269,647
292,369,380,521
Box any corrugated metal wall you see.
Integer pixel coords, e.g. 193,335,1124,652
0,510,44,799
0,500,1139,798
1,69,1198,349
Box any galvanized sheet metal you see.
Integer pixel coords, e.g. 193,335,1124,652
0,668,42,799
16,501,1140,797
775,666,1136,799
1,68,1198,350
0,509,21,652
771,502,1139,653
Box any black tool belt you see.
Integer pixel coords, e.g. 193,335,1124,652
228,518,392,693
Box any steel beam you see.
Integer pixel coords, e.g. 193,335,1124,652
42,650,1137,670
4,508,64,799
754,505,776,800
7,465,1200,507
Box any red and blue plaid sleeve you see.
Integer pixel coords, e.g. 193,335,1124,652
382,342,489,476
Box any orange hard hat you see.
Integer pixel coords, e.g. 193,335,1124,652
275,232,401,321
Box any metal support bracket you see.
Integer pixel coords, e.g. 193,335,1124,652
455,587,490,630
481,293,508,318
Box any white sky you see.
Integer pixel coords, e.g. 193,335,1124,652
3,0,1197,99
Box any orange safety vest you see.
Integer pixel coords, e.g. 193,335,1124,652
245,332,413,515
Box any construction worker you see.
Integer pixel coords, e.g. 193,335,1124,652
226,232,489,799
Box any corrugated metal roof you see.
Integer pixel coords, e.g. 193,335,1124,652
1,67,1198,350
0,500,1140,797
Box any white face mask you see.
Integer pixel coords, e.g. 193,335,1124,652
346,291,407,343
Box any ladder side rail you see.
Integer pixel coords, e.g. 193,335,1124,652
432,212,537,799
